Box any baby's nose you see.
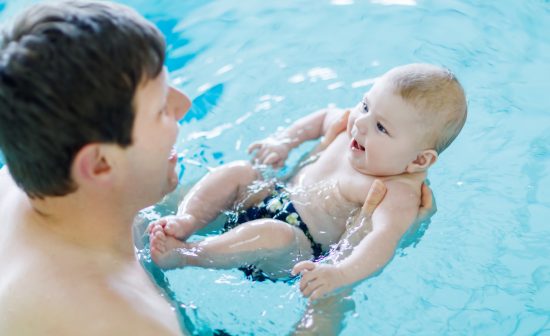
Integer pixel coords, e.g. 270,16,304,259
354,116,368,135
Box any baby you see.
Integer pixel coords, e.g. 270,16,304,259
148,63,467,298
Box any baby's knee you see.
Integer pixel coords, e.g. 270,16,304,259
222,160,259,184
261,220,296,249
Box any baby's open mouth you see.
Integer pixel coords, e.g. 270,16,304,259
351,139,365,151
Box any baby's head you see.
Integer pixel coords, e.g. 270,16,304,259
386,63,467,154
347,63,467,176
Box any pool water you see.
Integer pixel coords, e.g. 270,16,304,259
2,0,550,335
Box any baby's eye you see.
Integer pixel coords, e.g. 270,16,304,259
377,122,389,135
361,101,369,113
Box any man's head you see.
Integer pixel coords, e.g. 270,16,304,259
347,63,467,176
0,1,171,198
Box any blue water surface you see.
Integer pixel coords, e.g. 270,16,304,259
1,0,550,335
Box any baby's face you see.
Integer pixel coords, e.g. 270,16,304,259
346,75,428,176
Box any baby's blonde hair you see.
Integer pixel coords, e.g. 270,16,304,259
387,63,467,154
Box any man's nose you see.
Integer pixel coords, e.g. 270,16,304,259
167,86,191,121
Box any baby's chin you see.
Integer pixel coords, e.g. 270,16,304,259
347,155,401,177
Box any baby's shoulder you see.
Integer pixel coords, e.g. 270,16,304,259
380,175,423,208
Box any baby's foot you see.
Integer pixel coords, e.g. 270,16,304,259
147,214,198,241
149,223,191,269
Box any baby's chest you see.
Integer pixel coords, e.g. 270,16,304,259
336,171,377,206
301,163,373,205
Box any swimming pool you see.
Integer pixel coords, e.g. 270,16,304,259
2,0,549,335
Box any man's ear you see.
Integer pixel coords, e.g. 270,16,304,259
406,149,438,173
71,144,113,187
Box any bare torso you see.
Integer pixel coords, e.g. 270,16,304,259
0,168,183,335
288,132,424,249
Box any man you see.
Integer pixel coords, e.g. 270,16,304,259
0,1,190,335
0,1,430,335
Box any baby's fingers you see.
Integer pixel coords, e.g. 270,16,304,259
273,158,285,169
302,279,324,298
309,284,330,301
292,260,316,276
298,269,319,292
264,152,281,166
247,141,263,154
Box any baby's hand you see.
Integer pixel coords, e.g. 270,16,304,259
146,214,197,241
291,261,347,300
247,137,292,168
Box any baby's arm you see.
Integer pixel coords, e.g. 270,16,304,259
293,181,419,300
248,108,347,167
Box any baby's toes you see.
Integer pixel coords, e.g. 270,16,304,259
147,218,166,233
164,220,181,236
150,230,168,254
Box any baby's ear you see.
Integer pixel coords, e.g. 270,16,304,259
406,149,438,173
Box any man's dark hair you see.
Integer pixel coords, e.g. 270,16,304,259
0,0,165,198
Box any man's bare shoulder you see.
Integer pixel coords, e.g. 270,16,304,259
0,260,183,336
0,173,183,335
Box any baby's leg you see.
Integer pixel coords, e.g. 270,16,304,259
149,224,190,269
163,160,268,239
151,218,314,278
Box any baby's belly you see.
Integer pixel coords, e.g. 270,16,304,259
288,183,359,249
